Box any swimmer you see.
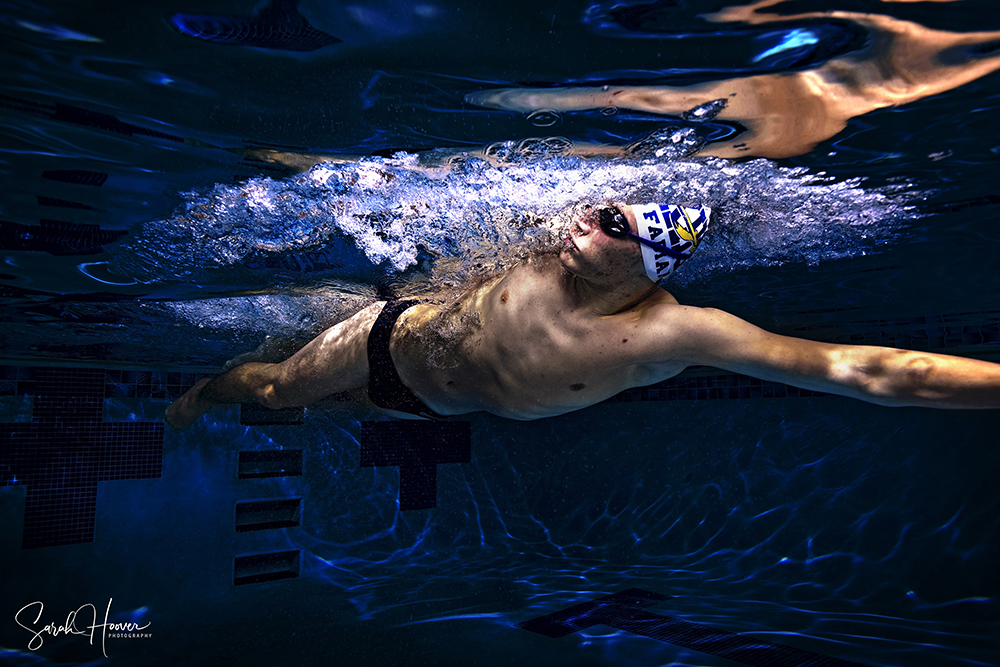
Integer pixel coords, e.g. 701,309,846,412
166,202,1000,429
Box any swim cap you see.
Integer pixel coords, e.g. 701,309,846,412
628,204,711,281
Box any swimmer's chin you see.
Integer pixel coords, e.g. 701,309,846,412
557,246,582,274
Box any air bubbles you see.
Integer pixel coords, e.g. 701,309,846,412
113,151,922,301
525,109,562,127
682,98,728,123
626,126,705,159
483,137,573,163
515,136,573,159
483,141,516,162
447,153,489,173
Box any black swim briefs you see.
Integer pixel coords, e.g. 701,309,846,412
366,300,445,420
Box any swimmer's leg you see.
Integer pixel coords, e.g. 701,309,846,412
165,301,386,430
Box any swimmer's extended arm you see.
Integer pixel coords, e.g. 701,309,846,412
659,306,1000,409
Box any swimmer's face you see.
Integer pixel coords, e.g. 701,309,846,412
559,203,651,286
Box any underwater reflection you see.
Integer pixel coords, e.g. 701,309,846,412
466,0,1000,159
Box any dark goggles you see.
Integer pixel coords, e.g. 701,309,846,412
595,205,691,261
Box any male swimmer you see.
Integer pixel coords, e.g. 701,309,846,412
166,202,1000,429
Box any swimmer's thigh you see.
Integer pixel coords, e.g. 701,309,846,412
268,301,387,406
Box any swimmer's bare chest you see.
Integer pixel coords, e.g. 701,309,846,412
394,257,688,419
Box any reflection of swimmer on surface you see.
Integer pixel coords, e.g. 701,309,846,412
166,201,1000,429
465,0,1000,158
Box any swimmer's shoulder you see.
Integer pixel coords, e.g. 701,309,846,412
655,286,679,306
626,285,680,315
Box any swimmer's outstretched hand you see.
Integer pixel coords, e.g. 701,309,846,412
164,378,213,431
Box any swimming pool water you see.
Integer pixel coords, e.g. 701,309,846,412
1,1,999,665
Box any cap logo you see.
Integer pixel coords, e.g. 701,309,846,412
629,204,712,281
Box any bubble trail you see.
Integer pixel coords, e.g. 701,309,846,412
112,152,923,296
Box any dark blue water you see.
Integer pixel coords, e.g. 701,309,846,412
1,1,999,665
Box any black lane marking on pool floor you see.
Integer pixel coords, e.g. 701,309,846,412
36,195,104,212
0,219,127,256
41,169,109,187
0,367,163,549
518,589,869,667
360,421,471,511
169,0,342,52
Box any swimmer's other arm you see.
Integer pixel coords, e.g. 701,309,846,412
654,307,1000,409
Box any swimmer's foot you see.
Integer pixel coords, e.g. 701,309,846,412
165,378,214,431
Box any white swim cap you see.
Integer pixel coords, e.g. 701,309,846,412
627,204,712,281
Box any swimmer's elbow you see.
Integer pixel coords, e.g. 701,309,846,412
895,355,941,400
844,349,945,406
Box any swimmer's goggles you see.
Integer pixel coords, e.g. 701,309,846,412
596,205,692,261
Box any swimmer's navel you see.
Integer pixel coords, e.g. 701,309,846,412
500,289,509,304
570,383,585,391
